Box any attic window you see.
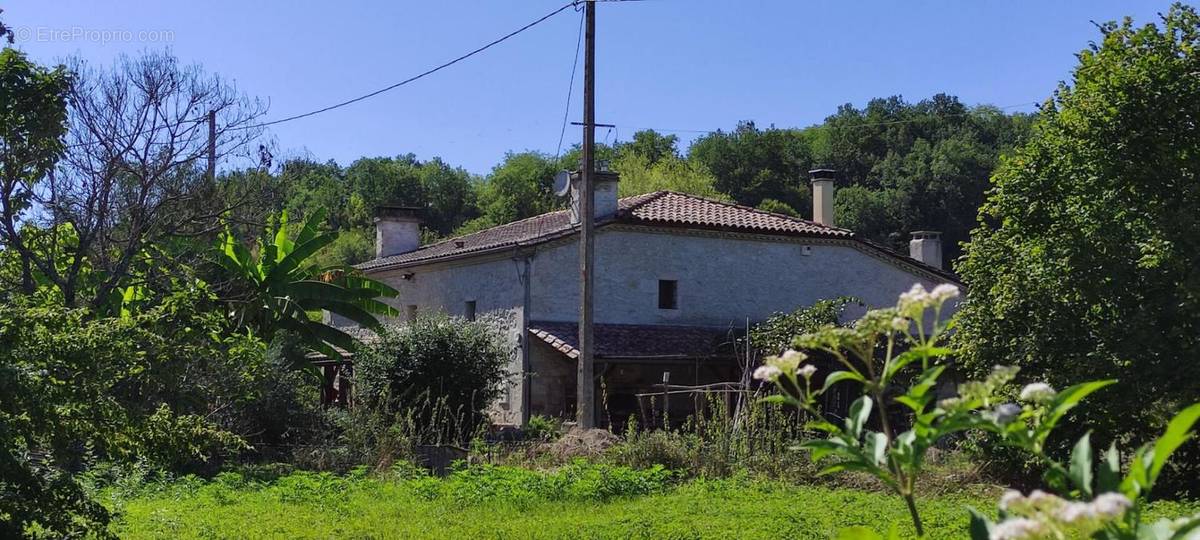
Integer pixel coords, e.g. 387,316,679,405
658,280,678,310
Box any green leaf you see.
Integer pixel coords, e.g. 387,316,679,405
356,298,400,317
966,507,994,540
894,395,927,412
821,370,867,395
1097,441,1121,494
847,395,873,439
299,299,383,330
219,229,255,280
336,271,400,298
885,347,952,381
288,280,367,303
274,210,294,260
1120,443,1154,498
895,365,946,412
800,438,853,462
869,431,888,466
759,394,793,406
119,284,145,319
1148,402,1200,488
805,420,841,433
296,207,328,246
1069,431,1094,498
269,232,336,282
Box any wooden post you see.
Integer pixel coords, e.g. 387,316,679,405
661,371,670,428
576,0,597,429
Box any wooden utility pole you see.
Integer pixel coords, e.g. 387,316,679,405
207,110,217,182
577,0,597,429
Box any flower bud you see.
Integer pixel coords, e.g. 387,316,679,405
1019,383,1056,404
993,403,1022,424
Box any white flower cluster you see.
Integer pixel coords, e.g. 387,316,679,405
1019,383,1056,404
989,518,1045,540
991,490,1132,540
752,364,782,382
753,349,815,382
897,283,959,316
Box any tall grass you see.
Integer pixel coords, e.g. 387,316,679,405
290,393,487,473
607,393,817,478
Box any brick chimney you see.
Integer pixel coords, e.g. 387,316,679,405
375,206,422,258
909,231,943,269
569,167,620,225
809,168,836,227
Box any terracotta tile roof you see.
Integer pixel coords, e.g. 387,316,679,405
528,321,737,360
357,191,848,271
625,191,853,237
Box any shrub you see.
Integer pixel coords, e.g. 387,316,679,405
524,415,561,442
355,314,509,445
608,430,696,472
954,4,1200,495
756,282,1200,538
0,286,314,536
750,296,855,356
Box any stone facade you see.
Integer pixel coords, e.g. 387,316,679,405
364,223,956,426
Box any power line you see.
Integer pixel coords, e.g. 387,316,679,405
63,2,586,149
554,7,586,161
231,1,581,131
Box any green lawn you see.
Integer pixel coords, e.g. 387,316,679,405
105,465,1200,539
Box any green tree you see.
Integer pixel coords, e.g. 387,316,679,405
414,157,479,236
618,129,679,165
688,121,813,210
755,198,799,217
816,95,1034,265
279,159,347,227
345,155,425,225
955,4,1200,494
613,152,725,200
459,151,561,234
0,49,71,297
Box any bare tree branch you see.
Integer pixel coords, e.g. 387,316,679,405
22,51,268,307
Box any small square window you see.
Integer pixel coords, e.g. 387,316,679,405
464,300,477,321
658,280,678,310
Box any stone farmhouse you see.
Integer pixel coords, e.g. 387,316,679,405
351,169,959,427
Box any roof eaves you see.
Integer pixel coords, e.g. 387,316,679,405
852,237,963,285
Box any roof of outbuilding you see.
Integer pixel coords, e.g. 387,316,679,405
357,191,853,271
528,321,737,360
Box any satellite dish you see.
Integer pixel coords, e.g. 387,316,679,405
553,170,572,197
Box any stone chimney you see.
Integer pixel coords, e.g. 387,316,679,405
375,206,422,258
909,231,943,269
809,168,836,227
569,167,620,225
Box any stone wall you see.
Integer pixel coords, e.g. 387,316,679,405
363,224,959,425
529,226,956,326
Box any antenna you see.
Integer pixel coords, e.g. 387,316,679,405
554,170,572,197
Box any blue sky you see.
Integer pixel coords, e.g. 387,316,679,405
3,0,1175,174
